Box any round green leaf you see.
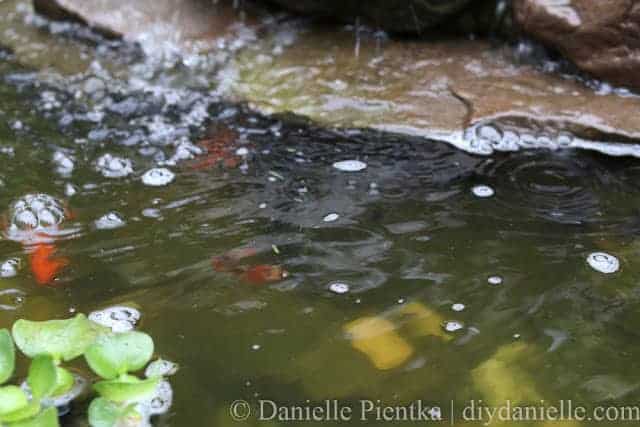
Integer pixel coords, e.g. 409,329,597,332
50,367,74,397
27,355,57,399
0,398,40,423
85,332,154,380
93,376,160,403
12,314,107,361
88,398,141,427
0,386,29,416
0,329,15,385
6,406,60,427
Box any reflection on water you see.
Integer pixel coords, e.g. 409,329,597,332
2,12,640,427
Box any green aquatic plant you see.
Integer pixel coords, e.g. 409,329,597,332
0,329,59,427
86,331,172,426
0,311,176,427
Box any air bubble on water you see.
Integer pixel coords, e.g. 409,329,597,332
472,185,494,198
251,344,261,351
7,194,67,242
145,359,179,378
333,160,367,172
142,168,175,187
236,147,249,156
259,203,267,209
164,140,203,165
96,154,133,178
329,282,350,294
89,306,141,333
52,151,75,176
444,321,464,332
452,303,465,312
95,212,126,230
0,288,25,310
488,275,503,285
323,213,340,222
587,252,619,274
142,208,162,218
137,380,173,417
0,258,21,278
64,183,77,197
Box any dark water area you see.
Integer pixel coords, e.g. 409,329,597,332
2,9,640,427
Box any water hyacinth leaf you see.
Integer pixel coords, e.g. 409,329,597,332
27,354,57,399
51,366,75,397
0,385,29,415
93,376,160,403
0,329,15,384
8,407,60,427
88,398,142,427
12,314,107,361
85,332,154,380
0,397,39,423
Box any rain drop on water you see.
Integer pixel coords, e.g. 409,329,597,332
587,252,619,274
488,275,503,285
452,303,465,312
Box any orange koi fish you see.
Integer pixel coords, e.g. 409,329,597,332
211,247,288,285
29,243,69,285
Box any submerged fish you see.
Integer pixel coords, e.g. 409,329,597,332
29,243,69,285
211,247,288,284
189,126,241,170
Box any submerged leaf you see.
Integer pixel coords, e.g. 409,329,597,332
12,314,107,361
27,355,57,399
0,329,15,384
93,376,160,403
85,332,154,380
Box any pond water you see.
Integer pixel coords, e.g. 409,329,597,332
2,9,640,427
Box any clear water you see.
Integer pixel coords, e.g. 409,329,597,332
2,8,640,427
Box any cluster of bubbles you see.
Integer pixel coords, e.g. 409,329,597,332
89,306,141,333
0,258,21,278
5,194,69,243
88,306,175,420
95,154,134,178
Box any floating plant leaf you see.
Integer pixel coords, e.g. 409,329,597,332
0,329,15,384
12,314,107,361
8,407,60,427
85,332,154,380
88,398,142,427
93,376,160,403
50,367,74,397
0,385,28,415
27,355,57,399
0,396,39,423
